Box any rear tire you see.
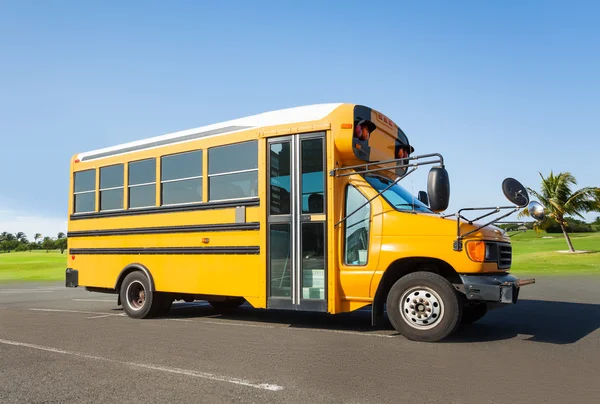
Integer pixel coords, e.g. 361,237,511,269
386,271,462,342
120,271,161,319
208,298,245,311
461,302,488,324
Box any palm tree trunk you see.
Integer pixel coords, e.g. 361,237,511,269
560,224,576,252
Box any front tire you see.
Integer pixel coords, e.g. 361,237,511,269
120,271,161,319
386,271,462,342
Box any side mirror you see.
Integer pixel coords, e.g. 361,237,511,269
502,178,529,207
528,201,546,221
417,191,429,206
427,167,450,212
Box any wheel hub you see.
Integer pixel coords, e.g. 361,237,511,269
400,287,444,330
126,281,146,311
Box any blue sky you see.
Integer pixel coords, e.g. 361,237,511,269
1,1,599,238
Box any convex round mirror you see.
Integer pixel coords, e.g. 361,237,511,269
502,178,529,207
528,201,546,221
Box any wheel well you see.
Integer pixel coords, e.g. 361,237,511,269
371,257,460,326
115,264,155,296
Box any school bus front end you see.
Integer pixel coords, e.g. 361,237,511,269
330,104,540,342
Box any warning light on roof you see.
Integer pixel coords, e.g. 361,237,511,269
341,123,352,129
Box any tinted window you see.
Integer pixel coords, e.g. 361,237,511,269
301,138,324,214
74,193,95,213
269,223,291,298
269,142,291,215
161,150,202,182
73,169,96,213
162,178,202,205
208,141,258,201
129,159,156,185
74,170,95,193
209,171,257,200
129,185,156,209
344,186,370,266
100,189,123,211
100,165,124,189
209,141,257,174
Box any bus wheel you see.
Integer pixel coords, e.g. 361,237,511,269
208,298,245,311
120,271,160,319
386,271,462,342
461,302,488,324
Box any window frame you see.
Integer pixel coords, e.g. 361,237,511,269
207,141,258,202
160,149,204,207
99,164,125,212
343,184,371,267
73,169,97,214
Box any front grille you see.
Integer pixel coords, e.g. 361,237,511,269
498,243,512,269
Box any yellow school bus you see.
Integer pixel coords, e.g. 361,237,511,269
66,103,544,342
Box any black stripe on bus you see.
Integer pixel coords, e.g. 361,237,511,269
67,222,260,238
70,198,259,220
69,246,260,255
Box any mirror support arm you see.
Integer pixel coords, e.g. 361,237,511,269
330,153,444,178
453,206,519,251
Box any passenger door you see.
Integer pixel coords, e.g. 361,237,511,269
267,132,327,311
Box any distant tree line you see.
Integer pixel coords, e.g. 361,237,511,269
0,232,67,253
499,217,598,233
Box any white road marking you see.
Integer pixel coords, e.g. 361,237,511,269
72,299,116,302
293,327,395,338
0,286,63,292
202,320,275,329
86,314,125,319
29,308,123,317
0,338,284,391
0,290,54,295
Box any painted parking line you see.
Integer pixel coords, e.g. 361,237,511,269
0,338,284,392
86,314,126,319
29,308,123,317
0,290,54,295
72,299,116,302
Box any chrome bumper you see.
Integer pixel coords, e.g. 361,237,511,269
456,274,535,304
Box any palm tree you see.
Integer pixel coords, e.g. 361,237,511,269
520,171,600,252
57,232,66,239
34,233,42,244
14,232,26,242
0,232,8,242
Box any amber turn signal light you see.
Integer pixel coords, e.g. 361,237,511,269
466,241,486,262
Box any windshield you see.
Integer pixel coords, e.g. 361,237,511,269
364,175,433,213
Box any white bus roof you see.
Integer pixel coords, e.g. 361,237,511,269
77,103,343,162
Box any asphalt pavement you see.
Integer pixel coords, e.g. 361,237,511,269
1,275,599,404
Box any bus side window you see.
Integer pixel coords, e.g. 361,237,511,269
344,186,370,266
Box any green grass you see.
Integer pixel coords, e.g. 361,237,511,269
0,251,67,283
509,231,600,276
1,232,599,283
